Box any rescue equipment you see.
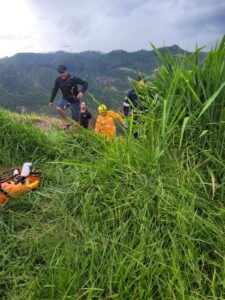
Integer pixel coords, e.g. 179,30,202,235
0,163,43,205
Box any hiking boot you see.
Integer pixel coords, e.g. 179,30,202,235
64,120,72,126
62,121,72,129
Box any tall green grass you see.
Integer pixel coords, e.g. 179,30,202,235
0,37,225,299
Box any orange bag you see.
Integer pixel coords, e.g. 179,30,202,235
0,167,43,205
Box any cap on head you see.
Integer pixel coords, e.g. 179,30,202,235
57,65,67,73
136,75,145,82
98,104,107,113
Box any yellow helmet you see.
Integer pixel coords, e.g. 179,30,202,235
98,104,107,113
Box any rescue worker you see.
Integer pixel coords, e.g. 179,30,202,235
95,104,126,140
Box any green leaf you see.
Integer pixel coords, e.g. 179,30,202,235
197,82,225,120
179,116,189,148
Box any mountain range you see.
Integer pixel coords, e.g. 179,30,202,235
0,45,206,115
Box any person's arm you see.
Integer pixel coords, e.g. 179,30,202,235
95,116,101,133
129,90,138,108
73,76,88,100
49,79,59,105
123,97,130,116
116,114,125,126
109,111,125,126
123,89,135,116
88,112,92,127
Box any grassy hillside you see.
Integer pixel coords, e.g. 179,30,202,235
0,38,224,299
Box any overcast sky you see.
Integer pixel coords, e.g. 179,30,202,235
0,0,224,58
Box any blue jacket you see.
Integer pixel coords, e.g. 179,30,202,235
123,89,138,116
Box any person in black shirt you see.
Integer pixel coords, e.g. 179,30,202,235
49,65,88,128
79,102,92,129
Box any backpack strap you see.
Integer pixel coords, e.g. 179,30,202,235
0,185,11,201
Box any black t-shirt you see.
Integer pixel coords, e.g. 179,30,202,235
79,110,92,128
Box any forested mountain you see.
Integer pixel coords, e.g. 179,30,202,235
0,46,206,114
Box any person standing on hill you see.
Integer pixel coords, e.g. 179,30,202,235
122,75,147,138
79,101,92,129
49,65,88,128
95,104,126,140
122,75,146,117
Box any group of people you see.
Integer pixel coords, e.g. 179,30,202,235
49,64,145,140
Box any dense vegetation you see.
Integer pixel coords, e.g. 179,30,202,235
0,46,206,115
0,37,224,299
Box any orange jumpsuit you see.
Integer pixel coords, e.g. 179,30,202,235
95,110,125,140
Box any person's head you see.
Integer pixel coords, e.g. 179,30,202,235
80,101,87,111
57,65,69,79
98,104,107,116
135,75,145,90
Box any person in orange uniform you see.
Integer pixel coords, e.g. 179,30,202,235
95,104,127,140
